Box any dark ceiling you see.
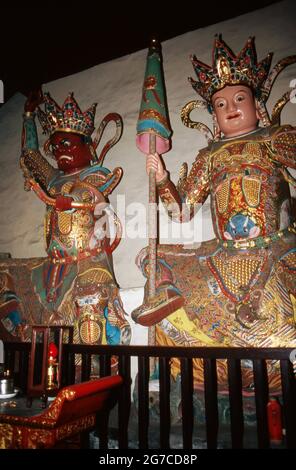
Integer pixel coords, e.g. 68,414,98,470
0,2,280,105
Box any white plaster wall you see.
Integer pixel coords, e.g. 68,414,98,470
0,0,295,295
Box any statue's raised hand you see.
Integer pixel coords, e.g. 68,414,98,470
24,88,44,113
146,153,168,183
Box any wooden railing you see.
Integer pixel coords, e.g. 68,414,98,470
3,342,296,449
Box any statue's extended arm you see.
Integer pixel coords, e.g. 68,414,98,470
20,112,57,192
20,91,57,192
157,148,211,222
22,111,39,151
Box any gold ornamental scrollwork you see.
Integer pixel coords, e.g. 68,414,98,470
181,100,213,144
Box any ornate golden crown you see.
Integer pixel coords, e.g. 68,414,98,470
189,35,273,106
37,92,97,136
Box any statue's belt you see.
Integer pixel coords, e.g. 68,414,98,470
49,246,102,265
219,222,296,250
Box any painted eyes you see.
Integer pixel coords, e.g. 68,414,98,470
50,144,59,152
214,94,245,110
215,100,225,109
235,94,245,103
50,140,71,152
60,139,71,147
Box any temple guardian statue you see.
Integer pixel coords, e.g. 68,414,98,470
132,36,296,391
0,91,131,348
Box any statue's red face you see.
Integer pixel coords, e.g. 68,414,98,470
50,131,93,173
212,85,259,138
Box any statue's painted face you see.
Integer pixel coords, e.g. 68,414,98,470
212,85,259,138
50,131,93,172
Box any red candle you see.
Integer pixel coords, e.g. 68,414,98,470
48,342,58,359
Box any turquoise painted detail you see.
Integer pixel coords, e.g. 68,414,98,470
103,306,120,345
79,164,110,179
137,119,171,139
24,116,39,150
8,310,22,326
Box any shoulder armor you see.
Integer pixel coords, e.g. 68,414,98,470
270,124,296,167
20,149,57,191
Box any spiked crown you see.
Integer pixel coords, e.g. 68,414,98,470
189,35,273,108
37,92,97,136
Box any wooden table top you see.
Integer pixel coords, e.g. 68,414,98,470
0,393,49,418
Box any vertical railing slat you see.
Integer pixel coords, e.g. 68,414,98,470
67,352,76,385
5,349,15,377
280,359,296,449
99,354,112,377
180,357,193,449
159,356,171,448
118,355,131,449
61,346,69,388
18,349,29,391
96,355,112,449
81,353,92,382
227,358,244,448
253,359,269,448
204,358,219,449
138,355,150,449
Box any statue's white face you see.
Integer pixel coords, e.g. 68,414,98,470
212,85,259,138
